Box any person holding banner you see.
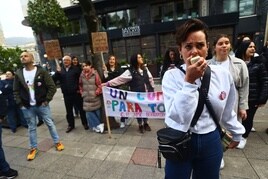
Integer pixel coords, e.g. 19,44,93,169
162,19,245,178
103,55,127,128
79,60,104,133
103,53,154,133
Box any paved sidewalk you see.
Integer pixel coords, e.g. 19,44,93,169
2,89,268,179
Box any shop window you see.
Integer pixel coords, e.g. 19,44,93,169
160,33,177,56
105,9,137,30
239,0,256,16
151,2,174,23
59,19,81,37
175,0,199,20
62,45,85,61
223,0,238,13
112,39,127,62
126,37,141,61
141,36,156,63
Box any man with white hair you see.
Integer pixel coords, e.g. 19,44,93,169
13,51,64,161
54,55,88,133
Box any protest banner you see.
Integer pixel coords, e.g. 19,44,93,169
102,86,165,119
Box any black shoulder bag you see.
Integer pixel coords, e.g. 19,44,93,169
157,67,211,167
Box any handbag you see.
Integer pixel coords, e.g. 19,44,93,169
157,67,211,166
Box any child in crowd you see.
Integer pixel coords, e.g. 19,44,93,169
79,61,104,133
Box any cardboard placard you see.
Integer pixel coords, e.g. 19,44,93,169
44,39,62,60
91,32,109,53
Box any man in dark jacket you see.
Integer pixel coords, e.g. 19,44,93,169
14,52,64,161
0,79,18,178
54,55,88,133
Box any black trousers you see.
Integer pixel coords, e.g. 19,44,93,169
242,102,258,138
63,93,87,128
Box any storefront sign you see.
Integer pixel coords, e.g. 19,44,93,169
122,26,141,37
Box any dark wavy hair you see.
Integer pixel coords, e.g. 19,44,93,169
235,40,251,60
176,19,208,46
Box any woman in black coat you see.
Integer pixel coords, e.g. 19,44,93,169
235,40,268,149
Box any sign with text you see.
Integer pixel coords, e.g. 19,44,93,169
91,32,109,53
102,87,165,119
44,39,62,60
122,26,141,37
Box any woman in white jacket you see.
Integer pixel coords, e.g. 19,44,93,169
207,34,249,169
162,19,245,179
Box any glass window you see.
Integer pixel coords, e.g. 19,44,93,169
126,37,141,61
159,33,177,57
59,19,81,37
141,36,156,63
151,2,174,23
175,0,199,20
105,9,137,30
223,0,238,13
239,0,256,16
62,45,85,61
112,39,127,62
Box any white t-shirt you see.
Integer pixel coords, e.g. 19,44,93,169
216,59,230,70
23,67,37,106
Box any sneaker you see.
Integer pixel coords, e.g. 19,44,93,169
27,148,38,161
93,127,100,133
0,168,18,179
139,125,144,133
120,122,125,128
236,137,247,149
97,123,104,133
144,123,151,131
251,127,256,132
220,158,225,169
55,142,64,151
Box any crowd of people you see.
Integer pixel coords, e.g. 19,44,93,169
0,18,268,178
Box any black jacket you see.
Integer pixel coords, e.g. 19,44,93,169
54,66,81,95
14,66,56,107
247,56,268,104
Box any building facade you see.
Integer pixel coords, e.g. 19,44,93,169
23,0,268,76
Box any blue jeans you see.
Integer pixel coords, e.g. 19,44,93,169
0,123,10,172
165,129,223,179
86,109,101,128
21,105,60,149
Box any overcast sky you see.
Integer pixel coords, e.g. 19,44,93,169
0,0,34,38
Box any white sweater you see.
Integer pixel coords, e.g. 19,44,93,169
162,64,245,142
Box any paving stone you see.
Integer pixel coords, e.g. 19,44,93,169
106,145,135,163
45,155,81,174
48,140,92,157
220,156,259,179
84,144,113,160
249,159,268,179
38,138,54,152
137,136,158,149
117,134,141,146
121,164,155,179
92,160,127,179
67,158,102,178
130,148,158,167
